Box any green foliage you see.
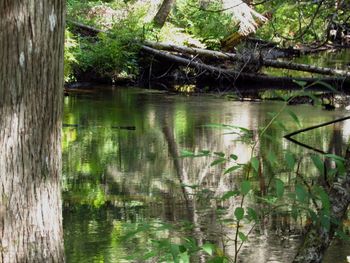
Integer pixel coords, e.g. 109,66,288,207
75,10,146,78
255,0,350,45
64,29,79,81
122,221,228,262
173,0,236,48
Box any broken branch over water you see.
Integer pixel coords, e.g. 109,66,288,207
144,41,350,78
141,44,350,90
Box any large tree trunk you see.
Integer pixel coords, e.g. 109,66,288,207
0,1,65,262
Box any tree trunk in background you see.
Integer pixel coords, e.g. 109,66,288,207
0,1,65,262
153,0,176,27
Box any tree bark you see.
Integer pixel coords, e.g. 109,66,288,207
0,1,65,263
153,0,176,28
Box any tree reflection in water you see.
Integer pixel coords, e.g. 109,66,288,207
62,88,350,263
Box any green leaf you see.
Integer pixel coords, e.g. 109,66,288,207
202,243,215,256
291,206,298,221
230,154,238,160
171,244,180,260
295,184,308,203
240,180,251,195
267,112,277,118
142,251,157,260
224,165,241,175
180,150,195,157
181,150,211,158
335,229,350,241
203,124,250,133
251,157,259,172
327,168,338,178
324,154,345,162
293,80,307,87
211,158,226,166
335,159,346,176
214,152,225,157
207,256,227,263
320,213,331,230
285,151,296,171
246,207,258,221
267,151,277,165
276,120,287,131
286,109,301,127
199,150,211,156
313,80,338,93
179,252,190,263
221,190,239,200
275,178,285,198
311,154,324,175
235,207,244,220
317,187,330,211
238,231,248,241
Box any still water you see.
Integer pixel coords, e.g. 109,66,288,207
62,87,350,262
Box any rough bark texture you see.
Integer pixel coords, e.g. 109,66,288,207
0,1,65,262
153,0,176,27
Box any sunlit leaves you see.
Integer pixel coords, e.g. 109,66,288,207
202,243,215,256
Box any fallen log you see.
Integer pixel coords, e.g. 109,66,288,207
67,19,106,35
144,41,350,78
141,45,350,90
67,20,350,78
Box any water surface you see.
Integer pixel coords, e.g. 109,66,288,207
63,87,350,262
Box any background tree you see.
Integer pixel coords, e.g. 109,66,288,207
153,0,177,27
0,1,65,262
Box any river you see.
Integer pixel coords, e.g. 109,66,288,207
62,86,350,263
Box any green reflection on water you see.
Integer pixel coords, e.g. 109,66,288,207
62,88,350,263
